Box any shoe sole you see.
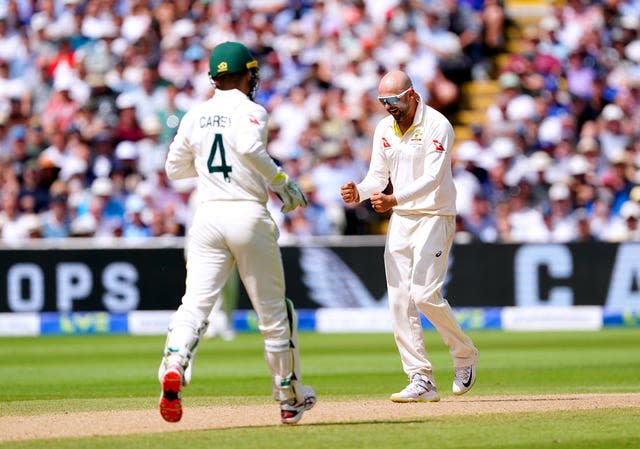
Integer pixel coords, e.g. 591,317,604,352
281,411,304,425
281,395,317,424
453,371,476,396
159,370,183,423
390,395,441,403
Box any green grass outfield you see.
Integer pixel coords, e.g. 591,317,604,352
1,328,639,448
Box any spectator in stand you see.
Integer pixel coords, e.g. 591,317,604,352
129,66,168,126
22,213,44,240
576,136,607,177
537,16,568,62
452,141,482,219
295,174,333,236
400,28,439,102
488,136,530,191
631,186,640,208
545,182,578,242
87,131,115,181
486,72,534,137
80,0,119,41
137,115,167,180
0,15,27,68
309,140,356,235
46,0,80,41
526,150,553,208
494,200,513,243
7,125,29,180
113,140,140,178
573,208,598,242
18,160,49,213
507,180,549,243
601,148,635,215
113,92,146,144
123,195,151,239
607,200,640,241
75,177,125,233
41,194,71,238
41,74,79,134
149,209,168,237
462,193,497,242
566,48,597,100
598,104,630,162
0,191,26,244
441,0,486,82
480,0,505,55
156,82,186,145
566,154,597,210
270,85,312,152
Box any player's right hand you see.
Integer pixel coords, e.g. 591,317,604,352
340,181,360,204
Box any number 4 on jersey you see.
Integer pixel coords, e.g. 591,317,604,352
207,133,232,182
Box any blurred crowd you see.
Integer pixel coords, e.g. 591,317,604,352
452,0,640,243
0,0,637,245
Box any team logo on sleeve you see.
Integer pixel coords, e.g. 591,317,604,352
433,139,445,152
381,137,391,149
248,115,260,125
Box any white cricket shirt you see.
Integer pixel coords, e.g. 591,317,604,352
165,89,281,204
357,100,457,216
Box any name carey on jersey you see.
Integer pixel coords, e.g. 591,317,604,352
200,115,231,128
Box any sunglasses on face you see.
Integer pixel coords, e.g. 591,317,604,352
378,86,413,106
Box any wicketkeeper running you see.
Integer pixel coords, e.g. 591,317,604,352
158,41,316,425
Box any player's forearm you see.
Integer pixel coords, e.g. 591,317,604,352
166,122,198,179
393,173,437,204
165,156,198,180
243,142,281,183
357,174,389,202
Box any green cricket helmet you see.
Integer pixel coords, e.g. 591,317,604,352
209,42,260,100
209,41,258,77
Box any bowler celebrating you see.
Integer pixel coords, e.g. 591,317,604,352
341,70,478,402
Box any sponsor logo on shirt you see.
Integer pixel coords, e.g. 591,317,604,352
381,137,391,149
433,139,445,152
248,115,260,125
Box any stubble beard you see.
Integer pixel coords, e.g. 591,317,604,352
390,106,408,125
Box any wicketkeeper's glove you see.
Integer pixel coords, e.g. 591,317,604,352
270,171,308,213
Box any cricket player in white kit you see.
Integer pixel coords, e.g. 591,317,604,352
158,41,316,424
341,71,478,402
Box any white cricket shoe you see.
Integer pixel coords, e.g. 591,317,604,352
280,386,317,424
452,364,476,395
390,374,440,403
159,364,184,423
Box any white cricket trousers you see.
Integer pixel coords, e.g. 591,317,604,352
384,213,478,381
179,200,290,342
163,200,305,401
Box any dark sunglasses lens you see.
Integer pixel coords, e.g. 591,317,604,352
379,96,399,106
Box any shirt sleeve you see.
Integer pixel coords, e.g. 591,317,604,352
234,104,280,183
356,124,390,201
394,120,455,204
165,110,198,180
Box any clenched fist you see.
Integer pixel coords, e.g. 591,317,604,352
370,191,397,213
340,181,360,204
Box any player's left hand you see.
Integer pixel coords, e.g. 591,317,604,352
270,171,308,213
370,192,396,213
279,180,308,213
